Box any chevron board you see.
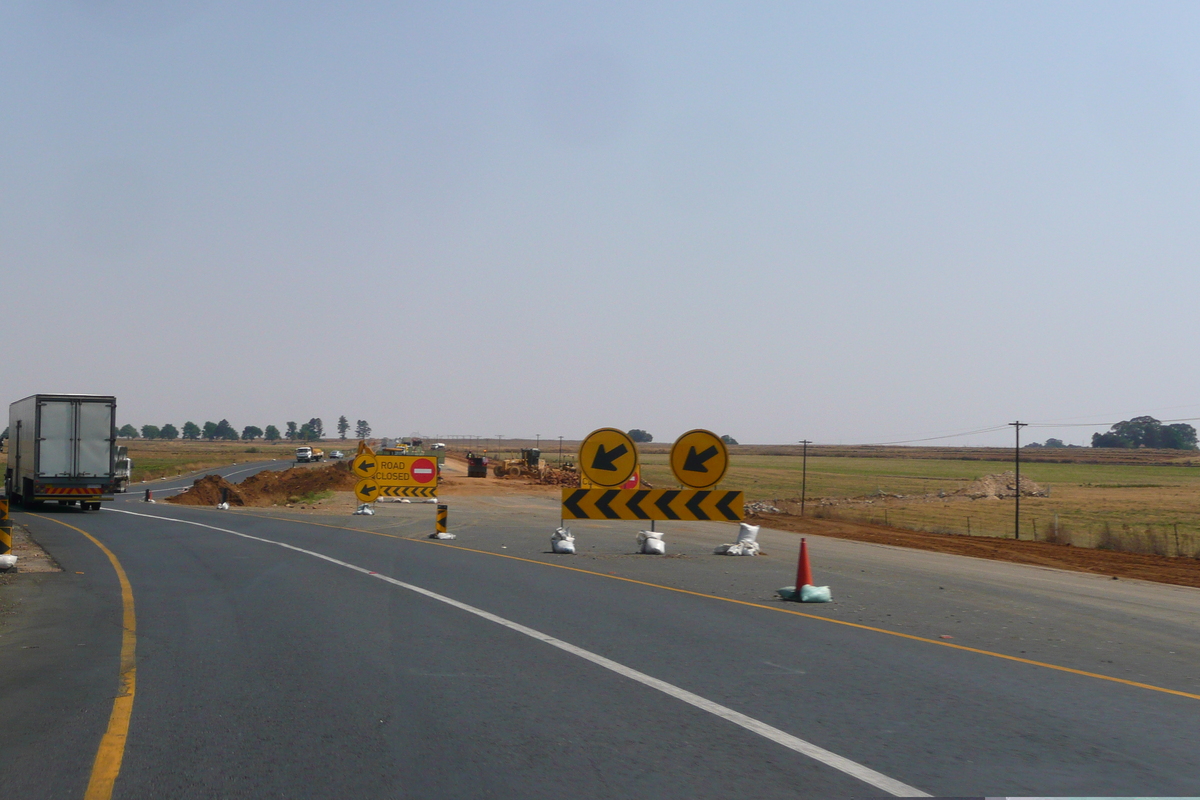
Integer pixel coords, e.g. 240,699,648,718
561,488,744,521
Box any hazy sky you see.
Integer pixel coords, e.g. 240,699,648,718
6,2,1200,446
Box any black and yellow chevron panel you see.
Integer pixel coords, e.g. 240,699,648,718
561,488,743,521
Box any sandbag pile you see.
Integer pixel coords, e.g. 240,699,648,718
714,523,760,556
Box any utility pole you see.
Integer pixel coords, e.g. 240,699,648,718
1009,421,1027,539
799,440,812,517
558,436,564,465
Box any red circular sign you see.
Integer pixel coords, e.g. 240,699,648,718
621,470,640,490
411,458,437,484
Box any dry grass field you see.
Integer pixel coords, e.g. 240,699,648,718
123,439,300,482
632,448,1200,559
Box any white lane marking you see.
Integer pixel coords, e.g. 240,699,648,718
106,507,928,797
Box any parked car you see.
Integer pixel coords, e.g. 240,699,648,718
330,450,344,459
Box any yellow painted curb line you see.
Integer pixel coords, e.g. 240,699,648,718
29,514,137,800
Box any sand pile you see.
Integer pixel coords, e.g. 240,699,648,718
168,463,358,506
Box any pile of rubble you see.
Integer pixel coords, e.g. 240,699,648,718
957,471,1048,499
745,500,781,515
536,468,581,487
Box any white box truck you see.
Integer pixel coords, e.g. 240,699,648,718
5,394,118,510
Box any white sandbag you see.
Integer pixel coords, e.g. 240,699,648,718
353,504,375,515
713,541,760,556
800,584,832,603
736,523,759,544
429,531,456,539
551,527,576,554
714,523,760,555
775,584,833,602
0,554,17,571
216,502,229,510
637,530,665,555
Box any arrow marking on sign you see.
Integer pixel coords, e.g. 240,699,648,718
594,490,621,519
563,490,588,518
655,490,681,520
685,491,709,518
591,443,628,472
683,445,719,473
561,489,744,521
715,492,740,520
626,490,651,519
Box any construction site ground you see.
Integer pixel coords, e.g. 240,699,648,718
150,455,1200,590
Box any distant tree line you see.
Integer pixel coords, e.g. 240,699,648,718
1091,416,1198,450
118,414,369,442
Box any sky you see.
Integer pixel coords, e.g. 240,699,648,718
5,1,1200,447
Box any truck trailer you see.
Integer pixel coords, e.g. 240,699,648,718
5,394,119,510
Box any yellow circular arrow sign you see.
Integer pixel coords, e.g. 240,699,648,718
578,427,639,488
354,479,381,503
352,452,379,479
670,429,729,489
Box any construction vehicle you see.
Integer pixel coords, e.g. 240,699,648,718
492,448,546,478
295,446,324,463
465,452,489,478
5,394,120,510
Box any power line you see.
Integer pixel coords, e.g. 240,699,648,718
857,425,1011,446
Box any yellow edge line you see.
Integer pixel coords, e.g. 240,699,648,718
211,508,1200,703
28,514,137,800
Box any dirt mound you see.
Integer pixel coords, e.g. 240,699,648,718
168,463,358,506
958,471,1047,499
168,475,246,506
537,468,581,487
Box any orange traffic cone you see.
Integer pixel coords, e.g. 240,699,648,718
795,537,814,588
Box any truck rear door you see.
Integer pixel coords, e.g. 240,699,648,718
77,401,113,477
38,400,75,477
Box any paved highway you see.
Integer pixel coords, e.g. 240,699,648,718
2,466,1198,798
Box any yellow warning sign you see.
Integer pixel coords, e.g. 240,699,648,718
578,428,639,488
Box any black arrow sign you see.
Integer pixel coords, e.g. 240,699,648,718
715,492,740,520
563,489,588,518
591,443,628,471
685,490,709,520
594,489,621,519
358,460,376,474
363,483,377,495
682,445,719,473
625,490,651,519
655,490,681,520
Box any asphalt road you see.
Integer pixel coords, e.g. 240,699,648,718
2,466,1199,799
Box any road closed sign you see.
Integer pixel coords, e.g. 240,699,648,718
578,428,639,488
354,454,437,486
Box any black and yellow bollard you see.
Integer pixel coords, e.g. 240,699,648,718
436,504,448,535
0,499,12,556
